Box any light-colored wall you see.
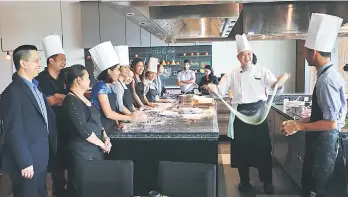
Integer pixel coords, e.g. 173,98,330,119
0,1,297,94
0,1,211,93
0,1,84,92
212,40,297,93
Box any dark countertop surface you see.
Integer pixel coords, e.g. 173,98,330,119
107,105,219,140
271,104,300,120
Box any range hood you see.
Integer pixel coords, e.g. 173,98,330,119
230,1,348,40
104,1,241,43
102,1,348,42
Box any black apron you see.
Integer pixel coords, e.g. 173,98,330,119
146,85,158,103
99,93,118,131
135,81,145,108
231,100,272,168
67,94,104,194
301,65,347,197
119,80,134,112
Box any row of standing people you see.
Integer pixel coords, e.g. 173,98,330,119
0,36,171,197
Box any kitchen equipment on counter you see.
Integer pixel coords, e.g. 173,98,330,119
283,100,305,113
193,95,214,105
178,94,194,105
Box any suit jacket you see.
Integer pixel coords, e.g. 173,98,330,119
1,75,57,174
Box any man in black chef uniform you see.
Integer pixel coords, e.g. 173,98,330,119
35,35,70,197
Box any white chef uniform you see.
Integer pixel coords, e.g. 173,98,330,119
42,34,65,59
218,34,283,138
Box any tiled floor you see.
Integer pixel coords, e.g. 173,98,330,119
0,141,300,197
218,141,300,197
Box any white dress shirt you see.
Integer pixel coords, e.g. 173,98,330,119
218,65,283,104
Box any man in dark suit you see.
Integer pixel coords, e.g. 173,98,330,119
1,45,57,197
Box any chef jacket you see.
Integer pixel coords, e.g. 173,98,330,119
218,65,284,104
315,62,347,130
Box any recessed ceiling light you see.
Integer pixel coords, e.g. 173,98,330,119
139,22,146,25
126,13,135,16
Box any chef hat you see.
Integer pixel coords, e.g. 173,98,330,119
114,45,130,66
42,35,65,59
305,13,343,53
89,41,119,76
235,34,252,54
148,57,158,73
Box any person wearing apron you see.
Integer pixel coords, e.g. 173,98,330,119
282,13,347,197
130,58,154,108
112,53,135,114
144,58,170,103
62,65,112,197
113,45,136,113
89,42,146,131
208,34,288,194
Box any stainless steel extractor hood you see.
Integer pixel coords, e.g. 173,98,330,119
104,1,241,43
230,1,348,40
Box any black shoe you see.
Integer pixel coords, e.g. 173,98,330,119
238,182,252,193
264,183,274,194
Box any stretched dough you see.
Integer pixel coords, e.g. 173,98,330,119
215,84,279,125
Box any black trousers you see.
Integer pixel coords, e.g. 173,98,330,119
237,156,273,184
11,170,47,197
51,138,73,194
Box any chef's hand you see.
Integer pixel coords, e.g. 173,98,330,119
99,144,108,153
117,122,127,130
21,165,34,179
104,138,112,153
139,105,145,111
148,102,155,108
275,73,291,87
131,112,148,122
281,120,301,136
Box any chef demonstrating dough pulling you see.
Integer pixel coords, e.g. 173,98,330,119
207,34,290,194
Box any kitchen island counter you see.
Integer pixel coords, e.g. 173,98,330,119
107,107,219,140
105,105,219,196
